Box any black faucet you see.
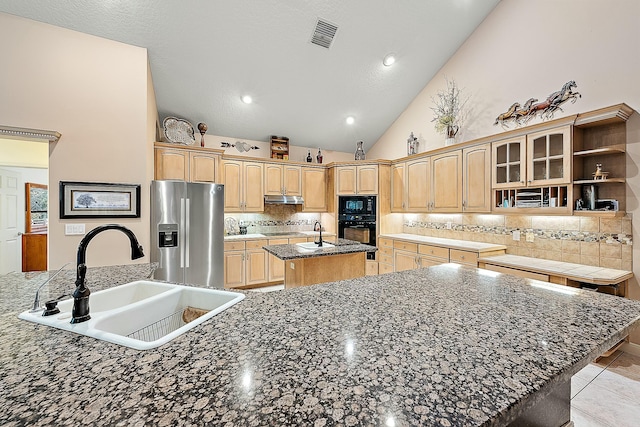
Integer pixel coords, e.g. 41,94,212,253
71,224,144,324
314,221,323,247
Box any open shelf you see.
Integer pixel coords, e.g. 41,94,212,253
573,178,625,184
573,145,625,157
270,136,289,160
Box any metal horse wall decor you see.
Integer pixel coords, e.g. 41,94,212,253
494,81,581,128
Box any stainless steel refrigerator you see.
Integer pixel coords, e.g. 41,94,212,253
150,180,224,288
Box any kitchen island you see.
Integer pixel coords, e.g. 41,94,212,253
2,263,640,426
263,238,377,289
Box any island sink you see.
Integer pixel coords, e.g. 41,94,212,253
19,281,244,350
295,242,335,250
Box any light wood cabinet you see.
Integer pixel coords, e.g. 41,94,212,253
394,249,419,272
492,136,527,189
301,167,327,212
391,158,430,212
223,240,245,288
431,151,462,212
264,164,301,196
224,239,268,287
462,143,492,212
268,238,288,282
222,160,264,212
526,126,571,186
155,144,220,183
336,165,378,195
390,163,405,212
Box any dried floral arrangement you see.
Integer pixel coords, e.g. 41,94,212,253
430,78,469,137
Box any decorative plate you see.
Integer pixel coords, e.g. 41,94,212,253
163,117,196,145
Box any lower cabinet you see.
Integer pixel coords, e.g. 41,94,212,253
245,240,268,285
268,238,288,282
223,240,268,288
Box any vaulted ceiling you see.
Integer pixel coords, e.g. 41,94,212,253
0,0,501,151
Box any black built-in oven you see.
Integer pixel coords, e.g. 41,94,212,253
338,196,376,260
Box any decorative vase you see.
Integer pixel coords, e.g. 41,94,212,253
445,125,459,146
197,122,208,147
354,140,366,160
407,132,418,155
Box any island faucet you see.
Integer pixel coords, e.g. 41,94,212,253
314,221,323,247
71,224,144,324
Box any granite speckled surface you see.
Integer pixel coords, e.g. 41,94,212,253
2,263,640,426
379,233,507,253
263,239,377,260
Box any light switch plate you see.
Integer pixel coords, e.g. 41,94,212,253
65,224,85,235
512,230,520,241
446,221,452,230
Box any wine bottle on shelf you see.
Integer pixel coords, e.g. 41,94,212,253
306,150,312,162
316,148,323,164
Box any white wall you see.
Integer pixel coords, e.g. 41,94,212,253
0,13,155,269
368,0,640,160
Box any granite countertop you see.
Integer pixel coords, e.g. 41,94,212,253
224,231,336,241
478,254,633,285
2,263,640,426
380,233,507,253
263,238,377,261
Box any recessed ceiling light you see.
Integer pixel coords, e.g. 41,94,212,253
346,116,355,125
241,95,253,104
383,53,396,66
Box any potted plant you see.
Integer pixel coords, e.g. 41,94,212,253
431,78,468,145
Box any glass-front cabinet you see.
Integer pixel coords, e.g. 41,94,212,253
526,126,571,186
492,136,526,189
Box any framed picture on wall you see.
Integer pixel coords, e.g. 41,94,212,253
59,181,141,219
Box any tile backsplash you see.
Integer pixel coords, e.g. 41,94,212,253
402,214,632,270
225,204,320,234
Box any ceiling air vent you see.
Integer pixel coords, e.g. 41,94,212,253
310,18,338,49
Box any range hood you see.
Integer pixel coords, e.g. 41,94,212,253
264,195,305,205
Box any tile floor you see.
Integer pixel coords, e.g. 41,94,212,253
248,285,639,426
571,350,640,426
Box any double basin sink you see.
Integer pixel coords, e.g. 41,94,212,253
19,281,244,350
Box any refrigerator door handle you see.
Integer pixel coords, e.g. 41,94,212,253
185,198,190,268
180,198,185,268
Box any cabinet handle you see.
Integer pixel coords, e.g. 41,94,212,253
462,200,466,208
460,255,465,260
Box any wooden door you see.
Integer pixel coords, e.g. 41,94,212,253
463,143,491,212
406,158,430,212
283,165,302,196
336,166,357,195
189,152,218,183
245,249,268,285
264,164,283,195
431,150,462,212
391,163,406,212
22,233,47,272
356,165,378,194
155,148,189,180
222,160,242,211
302,167,327,212
394,250,418,272
243,162,264,212
223,250,245,287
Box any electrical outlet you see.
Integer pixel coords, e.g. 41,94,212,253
526,232,535,243
290,262,295,270
512,230,520,241
446,221,452,230
65,224,85,235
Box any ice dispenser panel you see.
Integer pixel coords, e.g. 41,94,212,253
158,224,178,248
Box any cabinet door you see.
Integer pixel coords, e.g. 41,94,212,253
264,164,284,195
391,163,406,212
155,148,188,180
268,238,288,282
243,162,264,212
336,166,357,195
463,143,491,212
526,126,571,186
431,151,462,212
284,165,302,196
418,256,446,268
245,249,268,285
222,160,242,212
394,250,418,272
492,137,526,188
302,167,327,212
189,152,218,183
223,250,245,287
406,158,430,212
357,165,378,194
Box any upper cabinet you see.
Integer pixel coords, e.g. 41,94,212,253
462,143,492,213
155,144,221,183
492,136,527,189
526,126,571,186
222,160,264,212
431,151,462,212
336,165,378,195
264,164,302,196
302,167,327,212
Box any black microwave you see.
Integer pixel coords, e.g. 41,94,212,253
338,195,376,216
